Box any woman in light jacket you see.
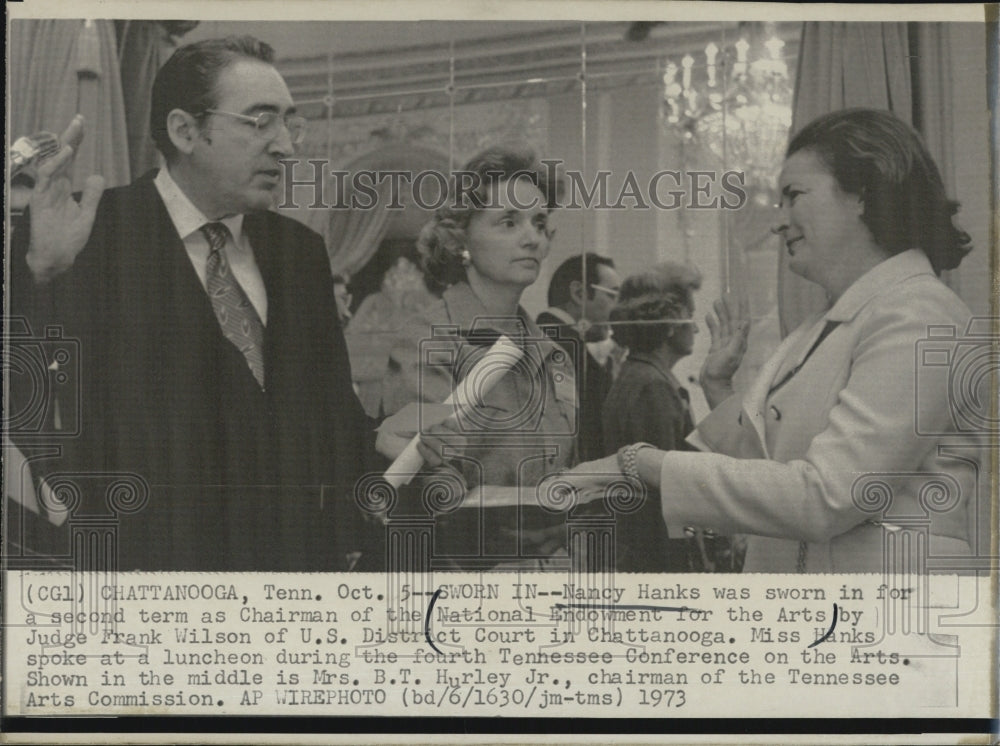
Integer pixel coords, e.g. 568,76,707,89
561,108,979,573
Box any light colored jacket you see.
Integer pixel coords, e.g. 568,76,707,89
664,250,982,572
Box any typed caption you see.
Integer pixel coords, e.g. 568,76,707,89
4,571,992,717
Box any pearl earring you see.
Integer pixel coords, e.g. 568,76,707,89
460,250,471,266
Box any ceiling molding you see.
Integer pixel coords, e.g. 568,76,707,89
279,21,801,120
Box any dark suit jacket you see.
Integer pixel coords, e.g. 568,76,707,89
602,354,693,455
10,170,380,571
535,310,612,462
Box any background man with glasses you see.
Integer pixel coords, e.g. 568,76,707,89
12,36,378,571
537,252,621,462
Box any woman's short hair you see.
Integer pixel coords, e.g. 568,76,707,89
786,108,972,273
610,262,702,354
417,147,563,291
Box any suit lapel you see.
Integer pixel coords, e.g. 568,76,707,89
243,212,276,289
244,211,281,316
243,212,286,376
741,318,819,457
773,314,834,384
140,176,274,379
130,171,215,312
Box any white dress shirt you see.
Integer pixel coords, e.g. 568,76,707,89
153,168,268,323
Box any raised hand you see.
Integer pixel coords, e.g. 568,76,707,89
26,115,105,284
700,292,750,408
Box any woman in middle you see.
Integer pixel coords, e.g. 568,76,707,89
601,262,705,572
602,262,702,457
378,147,577,569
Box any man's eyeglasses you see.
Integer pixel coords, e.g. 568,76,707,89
590,283,620,299
203,109,307,146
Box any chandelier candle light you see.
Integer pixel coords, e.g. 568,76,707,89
662,24,793,200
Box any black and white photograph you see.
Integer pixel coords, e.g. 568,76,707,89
3,1,996,742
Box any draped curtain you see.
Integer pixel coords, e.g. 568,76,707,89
117,21,175,178
10,19,131,191
327,181,394,279
779,22,955,336
281,141,451,279
8,19,131,522
280,176,393,279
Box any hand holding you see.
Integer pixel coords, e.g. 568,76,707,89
537,455,623,506
375,403,419,461
376,401,468,469
415,420,469,470
26,115,105,284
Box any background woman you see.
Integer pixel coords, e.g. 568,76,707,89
561,108,977,573
377,147,575,568
602,262,716,572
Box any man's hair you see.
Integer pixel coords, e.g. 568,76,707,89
547,253,615,307
150,35,276,163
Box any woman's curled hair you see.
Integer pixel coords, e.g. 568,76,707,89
611,262,702,354
417,147,564,291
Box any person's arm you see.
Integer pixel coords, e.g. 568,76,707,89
567,289,969,543
635,446,666,490
307,229,380,463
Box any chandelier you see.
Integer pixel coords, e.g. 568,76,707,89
662,24,794,199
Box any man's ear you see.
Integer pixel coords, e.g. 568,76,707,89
166,108,203,155
569,279,587,305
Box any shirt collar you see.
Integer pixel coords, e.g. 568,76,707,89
153,167,245,245
825,249,935,323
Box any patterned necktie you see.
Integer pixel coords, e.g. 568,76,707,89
201,222,266,389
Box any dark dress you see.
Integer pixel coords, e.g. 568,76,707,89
602,352,695,572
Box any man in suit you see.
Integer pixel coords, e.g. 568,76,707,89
536,253,620,462
12,36,378,571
